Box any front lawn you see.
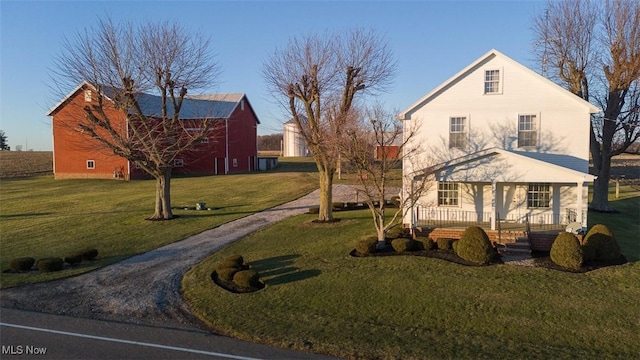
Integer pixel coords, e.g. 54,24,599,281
0,159,317,288
184,189,640,359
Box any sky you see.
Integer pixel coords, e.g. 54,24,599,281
0,0,547,151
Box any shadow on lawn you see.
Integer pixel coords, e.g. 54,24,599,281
249,254,321,286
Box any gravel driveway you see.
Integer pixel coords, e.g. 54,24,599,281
0,185,368,330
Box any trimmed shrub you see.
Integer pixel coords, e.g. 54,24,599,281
391,238,414,253
332,202,345,211
550,232,583,270
390,195,401,207
308,207,319,214
9,257,35,272
386,225,406,240
64,253,83,265
452,240,459,254
437,238,455,250
217,267,239,283
223,254,244,267
79,248,99,261
582,224,621,262
355,237,378,255
456,226,495,265
414,236,435,250
346,202,358,210
215,259,242,272
233,270,261,288
36,258,64,272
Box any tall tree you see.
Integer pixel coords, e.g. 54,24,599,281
263,29,396,222
0,130,8,150
341,105,430,246
532,0,640,212
51,18,220,220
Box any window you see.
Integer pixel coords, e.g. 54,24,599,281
438,182,459,206
86,160,95,169
449,117,467,149
84,90,92,102
518,114,538,147
200,137,209,144
173,159,184,167
527,183,550,208
484,70,500,94
232,158,238,167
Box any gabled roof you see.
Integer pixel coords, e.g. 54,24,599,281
47,81,259,122
421,147,595,183
398,49,600,120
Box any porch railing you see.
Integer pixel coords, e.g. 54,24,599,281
416,206,586,231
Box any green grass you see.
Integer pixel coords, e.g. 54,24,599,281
183,188,640,359
0,159,317,288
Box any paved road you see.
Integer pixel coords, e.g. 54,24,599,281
0,308,339,360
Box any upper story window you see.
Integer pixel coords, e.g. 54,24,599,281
438,181,459,206
86,160,95,169
449,117,467,149
484,70,500,94
173,159,184,167
518,114,538,147
84,90,92,102
527,183,551,208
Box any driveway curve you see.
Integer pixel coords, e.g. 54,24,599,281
1,185,363,330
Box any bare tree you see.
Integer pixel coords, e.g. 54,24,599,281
51,18,220,220
263,29,396,222
532,0,640,212
0,130,8,150
340,105,430,246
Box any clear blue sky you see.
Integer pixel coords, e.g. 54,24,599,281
0,0,546,151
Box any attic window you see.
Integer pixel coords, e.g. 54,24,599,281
240,100,245,111
484,70,500,94
84,90,92,102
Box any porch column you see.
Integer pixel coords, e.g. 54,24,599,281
576,180,584,227
490,181,497,231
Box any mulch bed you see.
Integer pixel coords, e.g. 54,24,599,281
350,247,627,273
211,271,265,294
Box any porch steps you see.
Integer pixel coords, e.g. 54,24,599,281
498,236,532,256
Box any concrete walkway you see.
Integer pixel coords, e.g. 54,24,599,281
1,185,362,330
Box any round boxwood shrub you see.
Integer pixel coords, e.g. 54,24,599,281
355,237,378,255
582,224,621,262
223,254,244,267
332,202,345,211
308,207,320,214
9,257,35,272
233,270,261,288
391,238,414,253
437,238,455,250
36,258,64,272
79,248,99,261
215,259,242,272
64,253,83,265
452,239,459,254
414,236,435,250
386,225,406,240
217,267,239,283
550,232,583,270
456,226,495,265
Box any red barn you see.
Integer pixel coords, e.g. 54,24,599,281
48,82,259,180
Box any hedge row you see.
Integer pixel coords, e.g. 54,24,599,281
8,248,99,273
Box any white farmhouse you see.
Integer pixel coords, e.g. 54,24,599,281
282,119,310,157
399,49,599,250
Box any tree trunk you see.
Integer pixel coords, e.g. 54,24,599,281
317,166,334,222
151,168,173,220
590,153,614,212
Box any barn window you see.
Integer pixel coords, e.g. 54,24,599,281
84,90,92,102
438,181,459,206
449,117,467,149
86,160,95,169
518,114,538,147
200,137,209,144
527,183,550,208
173,159,184,167
484,70,500,94
232,158,238,167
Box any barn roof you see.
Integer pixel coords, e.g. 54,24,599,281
47,81,255,121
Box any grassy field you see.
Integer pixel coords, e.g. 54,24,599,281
183,185,640,359
0,159,317,288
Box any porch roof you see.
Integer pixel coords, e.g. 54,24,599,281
421,148,595,183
